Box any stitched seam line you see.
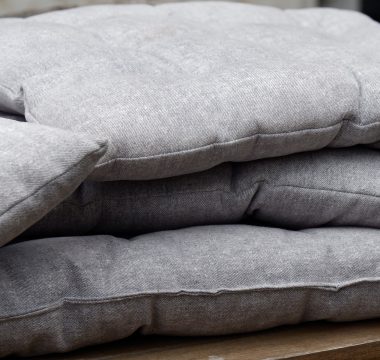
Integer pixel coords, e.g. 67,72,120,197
268,183,380,199
24,108,343,160
0,83,16,95
25,109,380,165
96,122,345,164
79,119,380,164
1,278,379,322
0,144,106,219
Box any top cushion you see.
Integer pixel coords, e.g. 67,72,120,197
0,118,106,246
1,3,380,180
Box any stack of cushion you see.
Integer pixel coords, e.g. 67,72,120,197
1,2,380,357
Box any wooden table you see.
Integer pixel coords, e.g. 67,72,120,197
34,319,380,360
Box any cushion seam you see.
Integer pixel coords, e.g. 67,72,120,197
25,105,380,165
23,107,341,160
69,118,380,164
1,278,379,322
0,83,15,95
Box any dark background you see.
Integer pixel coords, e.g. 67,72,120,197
363,0,380,21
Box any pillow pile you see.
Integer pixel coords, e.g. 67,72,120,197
1,2,380,357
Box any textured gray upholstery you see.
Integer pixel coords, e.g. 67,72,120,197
0,118,106,247
1,225,380,357
24,147,380,237
0,4,380,179
1,3,380,357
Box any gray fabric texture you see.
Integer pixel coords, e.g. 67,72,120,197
24,147,380,238
0,4,380,179
1,225,380,356
0,117,106,247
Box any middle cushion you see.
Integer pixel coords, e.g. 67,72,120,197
24,147,380,239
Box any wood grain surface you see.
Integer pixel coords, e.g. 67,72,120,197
34,319,380,360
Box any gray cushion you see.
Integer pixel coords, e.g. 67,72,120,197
0,117,106,246
24,147,380,238
1,4,380,179
1,225,380,356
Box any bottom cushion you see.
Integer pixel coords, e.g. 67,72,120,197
1,224,380,357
